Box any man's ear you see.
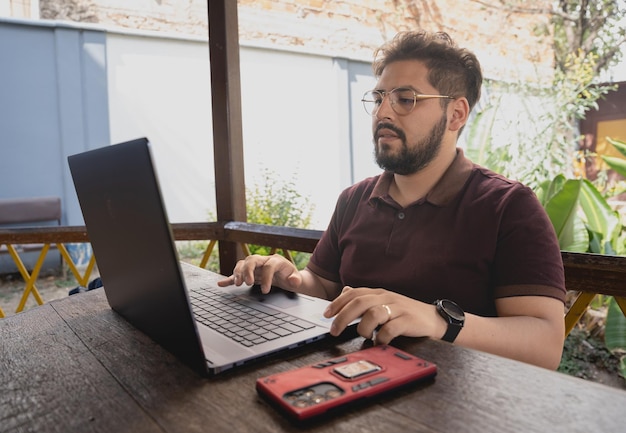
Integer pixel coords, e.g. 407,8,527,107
448,97,470,132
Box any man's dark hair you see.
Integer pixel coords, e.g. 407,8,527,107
372,31,483,111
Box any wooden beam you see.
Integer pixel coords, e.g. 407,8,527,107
223,222,323,253
207,0,247,274
561,251,626,298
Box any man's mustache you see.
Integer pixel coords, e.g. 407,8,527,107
375,122,406,141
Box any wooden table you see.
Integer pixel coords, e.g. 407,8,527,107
2,273,626,433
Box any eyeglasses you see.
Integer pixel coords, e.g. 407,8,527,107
361,88,454,116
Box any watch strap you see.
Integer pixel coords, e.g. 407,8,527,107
434,299,464,343
440,321,462,343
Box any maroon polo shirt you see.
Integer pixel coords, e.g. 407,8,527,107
307,148,566,317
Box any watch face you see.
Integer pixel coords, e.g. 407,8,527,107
441,300,465,321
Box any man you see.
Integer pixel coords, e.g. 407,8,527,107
218,31,566,370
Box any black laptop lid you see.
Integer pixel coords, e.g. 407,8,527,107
68,137,207,374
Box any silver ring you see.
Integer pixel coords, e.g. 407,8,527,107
381,304,392,322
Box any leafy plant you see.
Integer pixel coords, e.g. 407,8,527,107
601,138,626,179
536,175,587,252
547,0,626,76
537,173,624,254
539,171,626,380
465,50,616,191
196,169,316,271
605,297,626,379
245,169,315,270
246,168,314,231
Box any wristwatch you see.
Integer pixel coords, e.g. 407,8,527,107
434,299,465,343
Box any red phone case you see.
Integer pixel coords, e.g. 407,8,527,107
256,345,437,421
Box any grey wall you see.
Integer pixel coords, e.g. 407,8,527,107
1,18,376,230
0,18,110,226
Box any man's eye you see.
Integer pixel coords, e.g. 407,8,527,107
397,97,414,105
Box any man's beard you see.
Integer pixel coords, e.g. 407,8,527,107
374,114,447,176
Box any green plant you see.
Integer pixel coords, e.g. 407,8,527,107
465,51,615,191
536,175,587,252
198,169,316,271
537,174,624,254
547,0,626,76
601,138,626,179
534,166,626,377
605,296,626,379
246,169,314,232
244,169,315,270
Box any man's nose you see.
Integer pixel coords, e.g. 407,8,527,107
375,94,395,119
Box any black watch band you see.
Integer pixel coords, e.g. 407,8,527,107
434,299,465,343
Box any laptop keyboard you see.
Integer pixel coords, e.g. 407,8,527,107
188,287,316,347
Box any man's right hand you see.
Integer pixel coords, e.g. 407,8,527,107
217,254,303,294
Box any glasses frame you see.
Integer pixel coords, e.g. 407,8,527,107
361,87,454,116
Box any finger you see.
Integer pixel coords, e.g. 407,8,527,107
240,256,262,286
325,287,388,319
323,286,358,318
254,254,300,294
356,304,394,340
329,292,381,336
255,265,274,294
373,328,393,345
217,275,235,287
285,272,302,289
373,320,399,345
218,258,252,287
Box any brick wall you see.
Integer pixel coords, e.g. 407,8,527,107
40,0,554,80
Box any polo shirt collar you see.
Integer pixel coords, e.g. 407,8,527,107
370,147,474,207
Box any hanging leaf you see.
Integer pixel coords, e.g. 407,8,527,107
607,137,626,158
601,155,626,179
579,180,621,254
542,177,588,251
605,297,626,379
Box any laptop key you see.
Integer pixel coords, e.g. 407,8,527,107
291,319,315,330
189,287,317,347
277,323,302,334
263,331,280,340
272,327,294,337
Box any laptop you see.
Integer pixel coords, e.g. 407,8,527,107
68,137,346,375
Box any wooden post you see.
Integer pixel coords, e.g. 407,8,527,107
207,0,247,275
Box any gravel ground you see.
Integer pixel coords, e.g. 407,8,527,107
0,268,98,318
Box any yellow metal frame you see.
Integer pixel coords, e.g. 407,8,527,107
0,242,97,318
6,243,46,313
4,236,623,339
56,243,97,287
564,292,626,337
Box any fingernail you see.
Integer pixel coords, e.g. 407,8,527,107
323,305,332,317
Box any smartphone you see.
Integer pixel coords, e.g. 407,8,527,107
256,345,437,422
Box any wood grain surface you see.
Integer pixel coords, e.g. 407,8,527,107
2,268,626,433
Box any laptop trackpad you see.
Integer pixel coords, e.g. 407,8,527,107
245,284,302,309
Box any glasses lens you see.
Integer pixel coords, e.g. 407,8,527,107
389,89,416,115
361,91,381,115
